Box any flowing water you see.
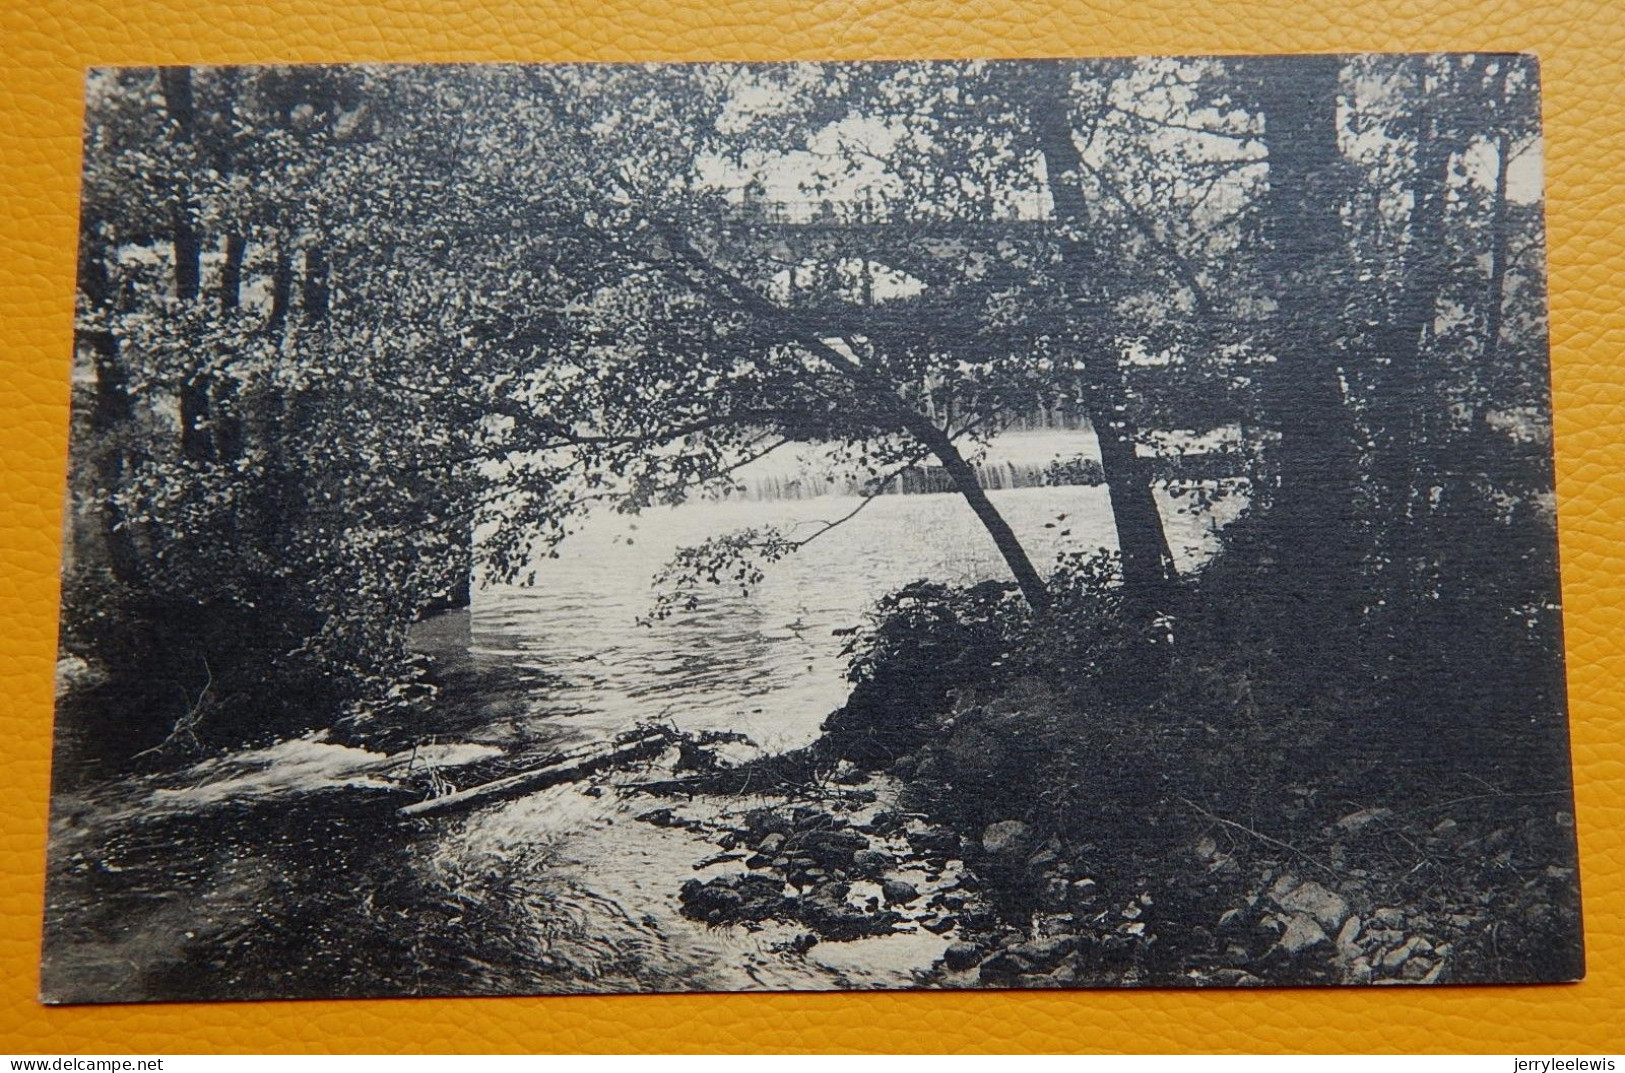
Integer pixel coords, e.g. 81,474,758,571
399,434,1245,994
46,433,1248,1000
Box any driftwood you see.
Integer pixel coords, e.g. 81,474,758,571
398,731,671,819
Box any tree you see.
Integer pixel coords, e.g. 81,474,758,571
62,66,482,763
1023,62,1177,607
1248,55,1364,609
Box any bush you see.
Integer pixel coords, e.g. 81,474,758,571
820,579,1027,769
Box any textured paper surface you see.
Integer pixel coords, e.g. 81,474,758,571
2,0,1622,1054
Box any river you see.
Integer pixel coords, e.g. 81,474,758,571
43,433,1247,1001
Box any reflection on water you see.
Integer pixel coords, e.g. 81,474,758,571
402,479,1243,994
473,482,1240,757
45,450,1247,1000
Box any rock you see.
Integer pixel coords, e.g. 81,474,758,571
746,854,773,870
881,879,920,906
981,820,1032,857
977,951,1034,981
1267,872,1302,901
908,824,961,856
1276,880,1350,931
867,810,905,834
1420,960,1446,984
757,832,786,855
1348,956,1373,984
684,884,743,919
797,828,869,870
1009,935,1079,971
1041,876,1071,910
799,882,897,940
1401,957,1431,980
743,808,793,840
1381,936,1422,970
922,915,957,934
1373,906,1405,927
851,849,893,878
638,808,687,829
1217,908,1247,932
943,941,983,972
793,807,836,831
1024,836,1062,874
959,906,998,930
1335,914,1363,954
1277,913,1330,955
1209,968,1263,986
1333,807,1393,834
977,936,1079,981
832,759,865,785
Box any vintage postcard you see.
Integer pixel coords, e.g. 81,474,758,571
44,55,1580,1002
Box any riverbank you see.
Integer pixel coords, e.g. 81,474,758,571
724,541,1586,988
41,721,964,1001
41,659,1581,1002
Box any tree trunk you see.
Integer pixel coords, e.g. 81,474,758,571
1026,63,1175,604
660,228,1054,612
302,245,330,321
1474,66,1515,442
159,68,202,302
160,67,212,461
219,233,246,312
268,246,294,333
76,225,144,582
1253,55,1362,602
1366,70,1456,596
900,410,1052,612
1081,353,1176,596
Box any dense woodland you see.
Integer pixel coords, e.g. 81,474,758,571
52,56,1578,993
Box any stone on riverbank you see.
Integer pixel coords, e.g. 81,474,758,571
1277,913,1330,955
852,849,893,878
943,941,983,972
981,820,1032,857
881,879,920,906
1276,880,1350,931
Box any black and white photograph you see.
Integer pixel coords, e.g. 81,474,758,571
44,54,1581,1003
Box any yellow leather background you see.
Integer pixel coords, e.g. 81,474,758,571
2,0,1621,1054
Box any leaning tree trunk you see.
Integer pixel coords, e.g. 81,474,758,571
661,228,1055,613
1026,64,1176,606
899,410,1053,612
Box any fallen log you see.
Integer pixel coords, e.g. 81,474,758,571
398,730,671,819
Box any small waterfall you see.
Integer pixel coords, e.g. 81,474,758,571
721,458,1095,501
